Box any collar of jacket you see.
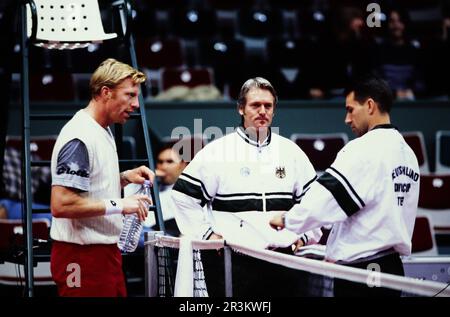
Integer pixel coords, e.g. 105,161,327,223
236,126,272,148
371,123,397,131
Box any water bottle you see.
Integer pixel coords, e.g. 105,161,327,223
118,180,152,252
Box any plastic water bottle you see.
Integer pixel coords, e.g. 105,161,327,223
118,180,152,252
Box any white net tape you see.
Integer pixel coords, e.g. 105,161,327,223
145,235,450,297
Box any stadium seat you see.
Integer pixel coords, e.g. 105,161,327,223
0,219,52,286
130,5,158,38
29,72,75,101
266,38,305,68
70,41,129,73
401,131,430,173
268,0,301,10
417,174,450,236
290,133,349,172
418,174,450,210
135,37,184,70
209,0,247,11
6,135,57,161
198,38,245,91
135,0,185,10
0,218,50,254
12,43,70,73
296,9,330,41
238,7,283,38
160,67,213,91
419,174,450,209
25,0,116,49
411,215,438,256
435,131,450,173
170,8,218,39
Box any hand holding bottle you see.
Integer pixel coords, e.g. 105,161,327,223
122,194,152,221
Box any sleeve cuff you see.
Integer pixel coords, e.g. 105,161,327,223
202,227,214,240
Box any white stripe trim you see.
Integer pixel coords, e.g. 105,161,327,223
215,194,292,201
178,174,210,200
179,174,201,187
326,168,364,210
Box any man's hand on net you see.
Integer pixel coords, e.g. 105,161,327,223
208,233,223,240
293,239,305,253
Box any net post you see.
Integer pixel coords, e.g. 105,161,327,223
145,231,162,297
224,246,233,297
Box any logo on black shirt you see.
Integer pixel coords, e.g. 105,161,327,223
56,166,89,178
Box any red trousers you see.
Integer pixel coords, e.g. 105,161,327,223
51,241,127,297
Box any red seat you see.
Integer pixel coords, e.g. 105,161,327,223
238,8,283,38
411,216,436,254
29,72,75,101
418,174,450,209
6,136,57,161
0,219,50,253
136,37,184,70
160,67,213,91
401,131,429,173
170,8,218,39
290,133,348,171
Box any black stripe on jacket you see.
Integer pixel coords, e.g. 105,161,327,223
212,198,295,212
317,171,364,217
173,177,209,206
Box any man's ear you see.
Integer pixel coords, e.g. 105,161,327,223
100,86,111,99
366,98,377,115
238,105,244,116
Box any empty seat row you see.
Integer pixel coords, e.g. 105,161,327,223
4,135,137,161
10,67,217,102
129,2,448,41
402,130,450,174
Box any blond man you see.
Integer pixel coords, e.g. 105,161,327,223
50,59,154,297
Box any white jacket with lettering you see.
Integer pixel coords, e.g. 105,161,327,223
284,125,420,262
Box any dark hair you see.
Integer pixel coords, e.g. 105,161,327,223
157,137,205,163
345,75,394,113
382,6,411,40
237,77,278,108
386,7,411,27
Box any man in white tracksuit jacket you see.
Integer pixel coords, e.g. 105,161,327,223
172,77,322,296
271,75,420,297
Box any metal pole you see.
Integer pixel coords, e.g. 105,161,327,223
144,231,160,297
224,246,233,297
20,1,34,297
118,0,165,233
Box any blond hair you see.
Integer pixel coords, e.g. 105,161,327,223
90,58,146,97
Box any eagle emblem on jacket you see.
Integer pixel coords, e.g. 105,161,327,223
275,166,286,179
